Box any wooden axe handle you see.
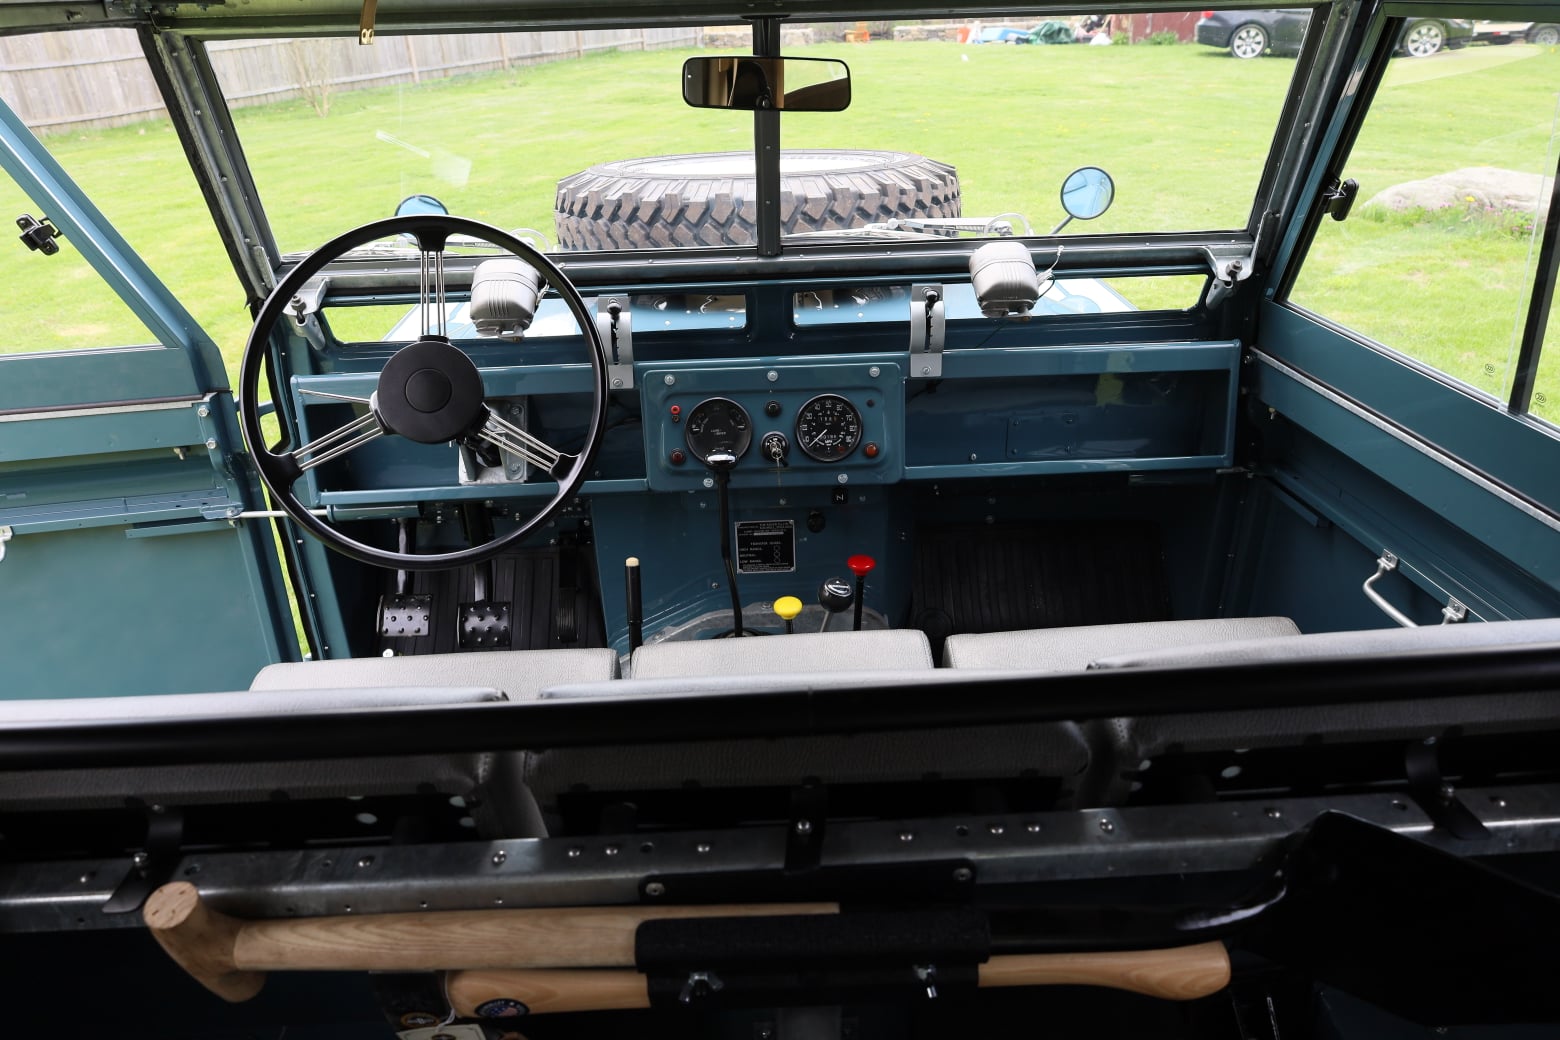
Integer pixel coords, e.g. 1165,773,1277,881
143,882,837,1001
445,942,1231,1015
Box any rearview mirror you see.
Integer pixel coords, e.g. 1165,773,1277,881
682,56,851,112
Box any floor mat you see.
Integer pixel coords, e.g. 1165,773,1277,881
376,541,606,655
910,520,1171,660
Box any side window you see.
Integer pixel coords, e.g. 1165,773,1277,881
0,29,238,363
1287,14,1559,425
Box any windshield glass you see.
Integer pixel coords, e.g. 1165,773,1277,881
208,10,1307,256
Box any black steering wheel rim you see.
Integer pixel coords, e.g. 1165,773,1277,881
238,214,609,571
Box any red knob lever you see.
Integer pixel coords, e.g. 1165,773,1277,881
847,554,876,577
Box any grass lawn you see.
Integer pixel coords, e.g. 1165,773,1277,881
1,38,1556,420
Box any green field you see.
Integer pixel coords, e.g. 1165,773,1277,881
1,39,1556,420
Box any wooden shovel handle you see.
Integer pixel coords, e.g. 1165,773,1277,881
143,882,836,1001
445,942,1231,1015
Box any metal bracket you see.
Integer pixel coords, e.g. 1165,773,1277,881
102,807,184,914
1202,246,1256,309
597,296,633,390
288,278,332,354
0,526,10,564
15,213,62,255
1405,739,1491,841
359,0,378,44
909,283,945,378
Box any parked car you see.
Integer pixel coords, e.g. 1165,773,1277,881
1474,19,1560,44
1197,8,1473,57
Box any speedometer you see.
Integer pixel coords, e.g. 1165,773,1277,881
684,397,752,463
794,394,863,462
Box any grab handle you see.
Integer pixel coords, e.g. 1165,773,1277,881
1363,552,1467,627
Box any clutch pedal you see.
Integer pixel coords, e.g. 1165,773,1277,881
378,519,431,638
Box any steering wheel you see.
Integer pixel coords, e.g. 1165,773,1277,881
238,215,608,570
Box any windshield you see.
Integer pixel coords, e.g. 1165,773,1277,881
207,10,1307,256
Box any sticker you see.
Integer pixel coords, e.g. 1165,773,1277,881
476,998,531,1018
735,519,796,574
400,1012,440,1028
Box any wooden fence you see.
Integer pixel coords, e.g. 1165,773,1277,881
0,27,700,133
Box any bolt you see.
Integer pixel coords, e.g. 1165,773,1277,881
131,852,149,870
968,453,978,462
567,847,582,859
988,823,1005,835
767,370,779,382
899,831,915,842
952,867,973,883
696,842,712,854
703,477,714,489
197,405,210,418
357,856,374,869
645,882,666,897
794,819,813,835
1098,818,1115,835
491,851,507,866
921,366,931,376
868,366,881,378
605,844,620,856
1025,822,1042,834
205,438,218,450
664,375,676,386
1265,807,1282,819
612,378,623,388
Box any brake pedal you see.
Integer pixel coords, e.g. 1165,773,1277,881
378,520,431,638
459,560,511,650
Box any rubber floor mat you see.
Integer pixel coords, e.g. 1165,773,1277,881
376,543,606,655
909,520,1170,658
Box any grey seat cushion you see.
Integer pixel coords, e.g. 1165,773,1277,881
630,629,934,678
942,617,1301,671
252,647,619,696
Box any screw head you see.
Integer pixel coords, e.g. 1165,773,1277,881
612,378,623,388
952,867,973,882
357,855,374,869
1098,818,1115,835
794,819,812,835
131,852,149,870
645,882,666,897
696,842,712,854
663,374,676,386
491,851,507,866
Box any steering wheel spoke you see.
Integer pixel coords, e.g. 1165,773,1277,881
284,410,386,475
238,214,608,570
473,407,572,478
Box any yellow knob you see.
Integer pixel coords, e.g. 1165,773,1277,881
774,596,803,621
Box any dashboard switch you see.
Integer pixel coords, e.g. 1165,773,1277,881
761,432,790,466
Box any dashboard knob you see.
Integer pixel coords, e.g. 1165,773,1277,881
818,577,853,614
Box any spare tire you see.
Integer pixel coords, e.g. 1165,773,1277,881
554,150,960,251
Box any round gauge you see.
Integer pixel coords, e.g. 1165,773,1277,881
794,394,863,462
684,397,752,463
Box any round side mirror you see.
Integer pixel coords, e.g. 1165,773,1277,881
396,194,449,218
1059,167,1115,221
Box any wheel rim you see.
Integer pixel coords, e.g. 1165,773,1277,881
1404,22,1443,56
238,216,610,571
1230,25,1266,58
1533,26,1559,45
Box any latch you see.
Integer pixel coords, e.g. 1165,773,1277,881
909,283,945,378
0,525,11,563
16,214,63,255
358,0,378,44
1322,177,1360,222
596,295,634,389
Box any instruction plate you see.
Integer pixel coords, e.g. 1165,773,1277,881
735,519,796,574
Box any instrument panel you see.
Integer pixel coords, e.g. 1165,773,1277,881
642,359,904,492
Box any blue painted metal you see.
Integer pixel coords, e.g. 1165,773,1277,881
1258,303,1560,516
0,97,228,393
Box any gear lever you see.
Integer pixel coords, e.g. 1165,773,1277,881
705,452,747,637
818,576,853,632
847,554,876,632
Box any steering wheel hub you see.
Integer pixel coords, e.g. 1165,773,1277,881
375,338,485,443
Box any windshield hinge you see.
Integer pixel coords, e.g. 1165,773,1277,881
909,283,945,378
15,214,63,256
1322,177,1360,222
597,296,634,389
288,278,331,353
1201,247,1256,309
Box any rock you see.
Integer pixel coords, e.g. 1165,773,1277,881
1363,166,1552,221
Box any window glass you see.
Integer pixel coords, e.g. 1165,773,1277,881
207,13,1306,258
1289,27,1558,413
0,28,245,367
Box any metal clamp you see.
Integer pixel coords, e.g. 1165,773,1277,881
597,296,633,389
909,283,945,378
1363,552,1468,628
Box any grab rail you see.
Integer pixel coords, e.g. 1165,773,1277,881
1363,552,1468,628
